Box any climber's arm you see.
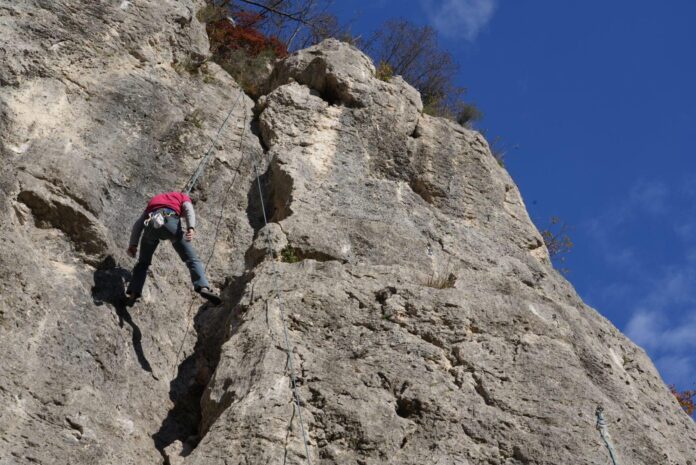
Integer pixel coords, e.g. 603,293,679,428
181,201,196,229
182,201,196,241
127,211,147,256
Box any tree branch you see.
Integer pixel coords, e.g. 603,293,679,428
235,0,314,26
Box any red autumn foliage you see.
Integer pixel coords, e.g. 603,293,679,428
207,11,288,59
670,385,696,416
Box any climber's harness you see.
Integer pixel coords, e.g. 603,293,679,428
144,208,178,229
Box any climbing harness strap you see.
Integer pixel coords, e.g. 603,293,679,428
596,406,621,465
144,210,176,229
144,212,166,229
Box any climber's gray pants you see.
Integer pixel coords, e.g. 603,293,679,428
127,213,209,296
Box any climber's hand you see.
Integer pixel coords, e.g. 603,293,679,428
127,245,137,257
185,228,195,241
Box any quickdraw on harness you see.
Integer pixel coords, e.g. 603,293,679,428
143,210,177,229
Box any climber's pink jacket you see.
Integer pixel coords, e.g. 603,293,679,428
145,192,192,215
128,192,196,247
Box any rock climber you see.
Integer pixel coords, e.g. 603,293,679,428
125,191,221,305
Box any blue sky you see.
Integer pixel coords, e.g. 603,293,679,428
329,1,696,391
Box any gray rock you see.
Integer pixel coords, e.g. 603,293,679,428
0,1,261,463
246,223,289,266
0,4,694,465
191,40,696,465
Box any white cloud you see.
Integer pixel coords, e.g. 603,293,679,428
604,247,639,269
626,309,696,386
663,320,696,351
655,355,696,387
643,268,696,309
587,179,669,237
625,310,662,349
629,180,668,216
585,176,696,388
674,219,696,241
584,178,672,280
624,267,696,387
423,0,497,41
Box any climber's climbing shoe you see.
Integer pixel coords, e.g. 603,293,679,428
124,291,140,307
197,287,222,305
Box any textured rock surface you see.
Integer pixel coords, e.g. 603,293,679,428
1,4,694,465
0,1,262,463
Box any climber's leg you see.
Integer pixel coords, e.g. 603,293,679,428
171,234,221,304
170,223,210,292
127,227,160,299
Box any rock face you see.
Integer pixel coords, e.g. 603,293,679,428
0,3,694,465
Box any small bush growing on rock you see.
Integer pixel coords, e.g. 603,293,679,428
422,93,482,128
218,48,278,96
375,61,393,82
172,55,205,75
185,109,205,129
425,272,457,289
456,102,483,127
487,135,508,167
363,19,482,128
422,258,458,289
670,385,696,417
281,246,301,263
540,216,574,273
422,99,440,118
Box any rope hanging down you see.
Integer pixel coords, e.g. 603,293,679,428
595,406,621,465
173,90,249,376
182,89,245,195
171,89,313,464
249,151,313,465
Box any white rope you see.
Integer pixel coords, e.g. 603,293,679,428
173,88,312,464
173,95,249,376
249,151,314,465
183,89,245,195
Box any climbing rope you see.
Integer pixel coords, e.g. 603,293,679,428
249,150,313,465
171,88,313,465
595,406,621,465
173,90,249,376
182,89,245,195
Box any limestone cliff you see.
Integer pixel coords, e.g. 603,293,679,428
0,1,694,465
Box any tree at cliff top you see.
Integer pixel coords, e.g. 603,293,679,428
199,1,344,96
363,19,482,127
207,0,343,50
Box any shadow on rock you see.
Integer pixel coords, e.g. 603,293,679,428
152,337,204,459
153,272,253,459
91,255,154,375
